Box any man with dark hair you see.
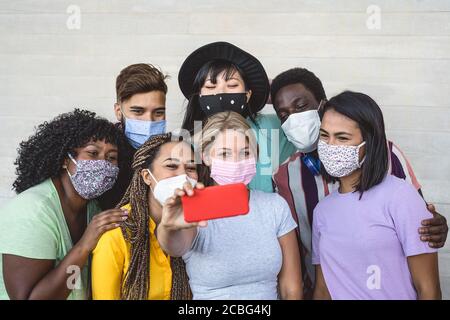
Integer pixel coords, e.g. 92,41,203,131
114,63,168,149
270,67,448,298
100,64,169,210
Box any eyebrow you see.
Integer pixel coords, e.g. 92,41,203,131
129,106,165,111
85,143,118,152
279,96,308,110
320,128,352,136
163,158,181,162
335,132,352,136
290,96,307,105
85,142,100,148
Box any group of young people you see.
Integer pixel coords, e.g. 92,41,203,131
0,42,447,300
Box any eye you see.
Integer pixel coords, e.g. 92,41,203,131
131,109,144,115
219,151,230,158
88,150,98,157
186,166,197,172
296,104,307,111
107,155,118,162
242,150,250,157
155,110,165,116
166,163,178,169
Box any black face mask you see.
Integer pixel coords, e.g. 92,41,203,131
198,92,249,117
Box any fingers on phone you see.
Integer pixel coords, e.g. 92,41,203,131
198,220,208,228
174,188,185,197
183,181,194,196
196,182,205,190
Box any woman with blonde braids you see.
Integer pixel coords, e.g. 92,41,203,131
91,133,203,299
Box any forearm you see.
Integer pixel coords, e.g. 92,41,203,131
416,285,442,300
408,253,441,301
313,266,331,300
156,224,197,257
313,286,331,300
27,244,90,300
280,282,303,300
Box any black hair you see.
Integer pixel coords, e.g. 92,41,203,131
181,59,254,134
270,67,327,108
13,109,131,207
319,91,389,198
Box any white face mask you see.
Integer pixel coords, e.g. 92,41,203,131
317,140,366,178
281,109,321,153
147,170,197,205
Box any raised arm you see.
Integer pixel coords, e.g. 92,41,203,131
157,182,207,257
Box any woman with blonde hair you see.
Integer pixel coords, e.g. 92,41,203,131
157,111,303,300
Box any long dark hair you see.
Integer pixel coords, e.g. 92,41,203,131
181,59,256,134
320,91,389,198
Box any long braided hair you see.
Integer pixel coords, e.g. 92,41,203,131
117,133,192,300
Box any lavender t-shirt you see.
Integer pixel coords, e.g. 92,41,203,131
312,175,437,300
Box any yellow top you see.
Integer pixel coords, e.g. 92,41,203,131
91,204,172,300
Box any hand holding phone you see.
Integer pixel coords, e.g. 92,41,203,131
182,183,250,223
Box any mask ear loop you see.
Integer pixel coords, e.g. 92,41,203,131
65,153,77,177
317,99,326,112
357,141,367,167
67,153,77,165
146,169,159,194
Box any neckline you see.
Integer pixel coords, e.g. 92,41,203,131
49,178,92,248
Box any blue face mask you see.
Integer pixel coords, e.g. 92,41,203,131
123,117,166,149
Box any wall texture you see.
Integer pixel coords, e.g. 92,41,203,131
0,0,449,298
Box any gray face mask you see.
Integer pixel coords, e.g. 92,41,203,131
66,153,119,200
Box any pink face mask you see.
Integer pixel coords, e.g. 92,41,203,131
210,157,257,185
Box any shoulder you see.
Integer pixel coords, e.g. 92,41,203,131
381,175,412,192
273,151,302,177
250,190,290,210
383,175,420,199
0,179,60,222
93,203,130,253
314,189,338,212
251,189,282,200
93,226,127,255
251,113,281,129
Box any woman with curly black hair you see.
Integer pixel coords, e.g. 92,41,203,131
0,109,129,300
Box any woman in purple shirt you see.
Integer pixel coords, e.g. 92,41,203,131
312,91,441,300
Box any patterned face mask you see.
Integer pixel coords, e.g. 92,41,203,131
66,153,119,200
199,92,249,117
317,140,366,178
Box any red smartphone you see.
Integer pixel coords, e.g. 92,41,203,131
182,183,249,223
